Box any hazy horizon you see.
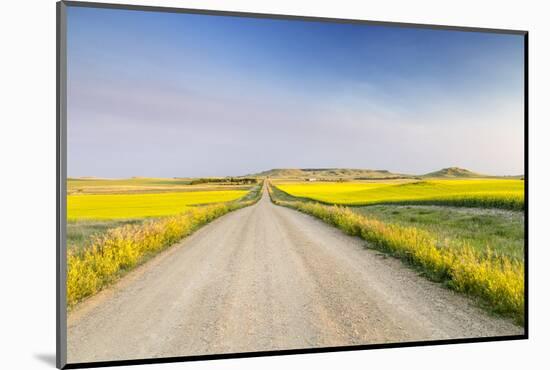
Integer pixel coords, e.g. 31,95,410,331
67,7,525,178
67,165,525,179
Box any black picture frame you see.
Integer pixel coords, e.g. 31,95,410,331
56,1,529,368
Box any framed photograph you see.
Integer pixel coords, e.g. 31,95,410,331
57,1,527,368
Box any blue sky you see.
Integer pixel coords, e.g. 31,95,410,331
67,6,524,177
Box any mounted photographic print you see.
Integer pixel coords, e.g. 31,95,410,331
57,1,528,368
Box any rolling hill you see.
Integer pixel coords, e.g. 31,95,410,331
248,168,408,179
421,167,486,178
245,167,515,180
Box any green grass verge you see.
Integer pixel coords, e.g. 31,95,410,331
68,219,147,252
354,205,524,261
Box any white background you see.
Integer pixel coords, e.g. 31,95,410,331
1,0,548,369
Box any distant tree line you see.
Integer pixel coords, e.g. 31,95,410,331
189,177,258,185
354,176,420,181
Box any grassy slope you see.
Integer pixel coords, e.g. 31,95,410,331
421,166,484,178
354,205,524,261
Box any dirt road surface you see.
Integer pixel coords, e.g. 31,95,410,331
68,187,522,363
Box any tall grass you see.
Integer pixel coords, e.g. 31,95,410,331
268,186,524,324
67,187,262,308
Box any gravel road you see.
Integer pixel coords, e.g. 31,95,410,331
67,187,522,363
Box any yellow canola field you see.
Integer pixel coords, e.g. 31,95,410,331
68,190,249,220
276,179,524,210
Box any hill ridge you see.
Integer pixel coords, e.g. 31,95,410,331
421,167,485,178
247,168,406,179
245,166,509,179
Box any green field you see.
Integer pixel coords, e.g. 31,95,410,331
68,190,249,220
354,205,524,261
68,177,192,187
275,179,524,210
68,177,253,195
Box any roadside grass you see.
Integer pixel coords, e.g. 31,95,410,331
275,179,524,211
268,184,524,325
236,182,263,202
67,183,263,308
67,184,263,252
270,184,524,261
67,205,229,307
68,219,147,252
354,205,524,261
